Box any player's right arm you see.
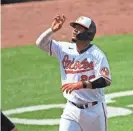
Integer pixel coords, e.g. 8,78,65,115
36,15,66,55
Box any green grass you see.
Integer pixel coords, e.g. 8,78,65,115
2,34,133,131
1,46,66,109
109,115,133,131
15,125,59,131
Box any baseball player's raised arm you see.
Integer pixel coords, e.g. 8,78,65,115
36,28,63,58
36,15,66,57
36,28,53,52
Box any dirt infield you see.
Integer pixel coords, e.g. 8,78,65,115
1,0,133,48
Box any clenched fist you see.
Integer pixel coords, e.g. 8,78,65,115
51,15,66,32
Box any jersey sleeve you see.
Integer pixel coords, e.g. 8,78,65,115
94,55,111,82
36,28,62,59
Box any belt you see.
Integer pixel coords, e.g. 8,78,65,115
69,101,98,109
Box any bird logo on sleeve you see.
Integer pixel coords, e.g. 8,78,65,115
100,67,109,77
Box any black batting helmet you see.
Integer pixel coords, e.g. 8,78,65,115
70,16,96,41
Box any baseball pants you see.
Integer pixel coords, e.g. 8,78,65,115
59,101,107,131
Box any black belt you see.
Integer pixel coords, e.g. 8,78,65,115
69,101,98,109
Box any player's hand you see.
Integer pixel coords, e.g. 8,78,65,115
51,15,66,32
61,81,83,94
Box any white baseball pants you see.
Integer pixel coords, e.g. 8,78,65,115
59,101,107,131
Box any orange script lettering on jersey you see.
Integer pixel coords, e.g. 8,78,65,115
62,55,94,74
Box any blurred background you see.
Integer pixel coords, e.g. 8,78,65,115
1,0,133,48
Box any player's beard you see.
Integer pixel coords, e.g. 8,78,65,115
71,33,77,42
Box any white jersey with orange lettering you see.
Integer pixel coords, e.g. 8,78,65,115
36,28,111,104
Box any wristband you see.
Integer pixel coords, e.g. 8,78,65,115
82,81,88,88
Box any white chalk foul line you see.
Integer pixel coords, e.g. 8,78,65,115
4,104,65,115
127,104,133,107
3,90,133,125
107,107,132,118
9,118,61,125
105,90,133,104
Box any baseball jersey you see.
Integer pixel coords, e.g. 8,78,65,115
37,28,111,104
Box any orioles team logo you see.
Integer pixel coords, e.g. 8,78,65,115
62,55,94,74
100,67,109,77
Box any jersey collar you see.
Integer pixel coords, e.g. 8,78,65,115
78,44,93,54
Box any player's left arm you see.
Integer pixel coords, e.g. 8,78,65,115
95,55,111,85
86,55,112,89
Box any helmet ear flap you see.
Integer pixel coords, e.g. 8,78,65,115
76,31,89,41
87,20,96,41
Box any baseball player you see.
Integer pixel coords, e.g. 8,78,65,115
36,15,111,131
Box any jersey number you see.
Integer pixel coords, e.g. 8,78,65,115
81,75,95,81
